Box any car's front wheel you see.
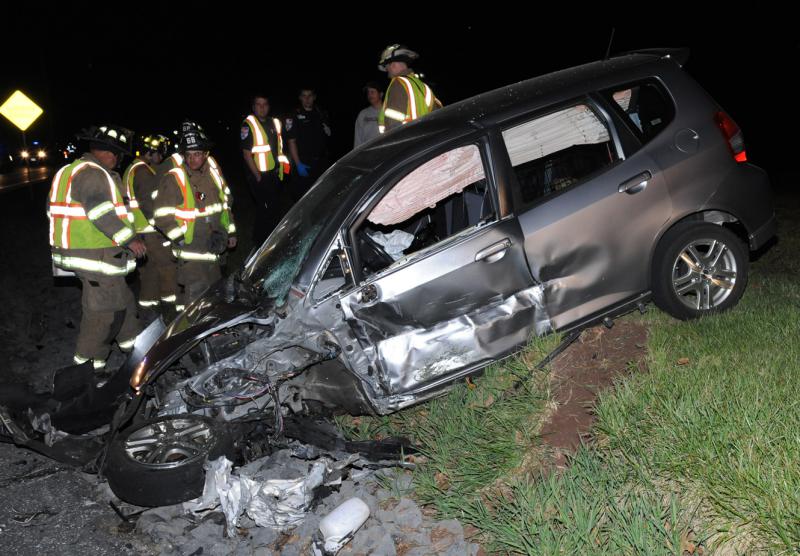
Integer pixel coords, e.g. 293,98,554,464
652,223,748,320
104,414,235,507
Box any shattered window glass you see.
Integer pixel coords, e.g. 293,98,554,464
243,165,367,304
502,104,618,206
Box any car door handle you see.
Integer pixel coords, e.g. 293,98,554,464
618,171,652,194
475,239,511,263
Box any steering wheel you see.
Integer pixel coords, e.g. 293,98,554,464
358,231,395,271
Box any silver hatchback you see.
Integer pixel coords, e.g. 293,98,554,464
101,48,775,505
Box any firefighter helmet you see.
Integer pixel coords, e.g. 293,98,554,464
77,125,134,155
378,44,419,71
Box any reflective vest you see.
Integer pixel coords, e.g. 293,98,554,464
48,159,136,275
159,164,235,261
244,115,291,179
378,73,436,133
122,158,155,233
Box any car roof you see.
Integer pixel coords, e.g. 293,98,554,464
342,49,687,173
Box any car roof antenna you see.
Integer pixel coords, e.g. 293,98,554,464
604,27,616,60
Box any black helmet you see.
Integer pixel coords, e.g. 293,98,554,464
139,134,170,156
180,120,204,135
77,125,134,155
378,44,419,71
179,129,213,152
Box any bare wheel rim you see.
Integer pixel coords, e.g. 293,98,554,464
123,417,215,469
671,237,738,311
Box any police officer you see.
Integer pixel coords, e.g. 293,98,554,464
47,125,146,370
154,128,236,312
122,134,177,312
241,94,291,245
378,44,442,133
285,87,331,202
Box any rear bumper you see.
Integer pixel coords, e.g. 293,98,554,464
749,211,776,250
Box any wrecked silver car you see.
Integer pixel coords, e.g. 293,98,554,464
2,48,775,507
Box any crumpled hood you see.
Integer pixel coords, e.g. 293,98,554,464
129,277,275,389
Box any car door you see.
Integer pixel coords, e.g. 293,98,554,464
339,141,545,398
502,95,674,329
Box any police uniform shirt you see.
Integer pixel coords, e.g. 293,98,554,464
240,116,280,172
284,108,331,162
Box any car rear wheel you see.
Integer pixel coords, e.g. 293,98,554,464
652,223,748,320
104,414,235,507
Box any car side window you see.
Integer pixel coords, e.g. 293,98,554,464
355,144,496,277
608,81,674,144
502,103,619,209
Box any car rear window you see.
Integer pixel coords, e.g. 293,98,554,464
502,103,618,208
608,80,674,144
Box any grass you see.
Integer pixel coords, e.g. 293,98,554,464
341,193,800,554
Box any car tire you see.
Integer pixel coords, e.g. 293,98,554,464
104,414,235,507
652,222,748,320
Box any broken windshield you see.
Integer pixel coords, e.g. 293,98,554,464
242,164,368,304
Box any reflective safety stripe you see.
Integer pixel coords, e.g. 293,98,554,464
139,224,155,233
154,206,177,217
173,249,219,261
162,240,171,247
424,83,433,107
87,201,115,220
138,300,160,307
53,253,136,275
228,223,237,233
49,204,88,217
378,125,386,134
73,354,89,365
161,294,177,303
166,226,185,240
175,305,185,311
113,227,134,244
93,359,106,370
150,190,159,200
118,338,135,351
383,108,407,122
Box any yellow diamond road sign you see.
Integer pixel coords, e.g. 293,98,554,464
0,90,44,131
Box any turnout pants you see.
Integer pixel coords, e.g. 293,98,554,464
176,260,221,311
139,233,178,308
74,272,140,369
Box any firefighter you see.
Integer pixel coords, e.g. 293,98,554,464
47,125,146,370
377,44,442,134
154,129,236,312
156,121,223,176
122,134,177,312
241,94,291,245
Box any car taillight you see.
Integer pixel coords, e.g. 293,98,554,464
714,111,747,163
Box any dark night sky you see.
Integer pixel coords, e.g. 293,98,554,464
2,7,797,177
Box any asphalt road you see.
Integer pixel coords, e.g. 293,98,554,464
0,166,53,193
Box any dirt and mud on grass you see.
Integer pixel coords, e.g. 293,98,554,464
541,319,648,470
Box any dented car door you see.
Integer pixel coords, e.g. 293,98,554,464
340,142,547,398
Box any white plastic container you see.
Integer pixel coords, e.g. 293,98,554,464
318,497,371,554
